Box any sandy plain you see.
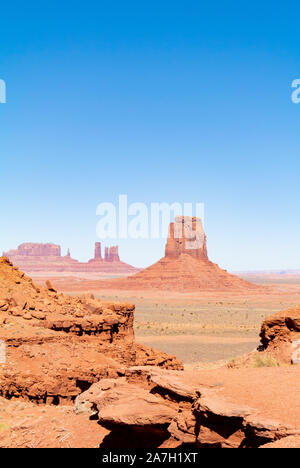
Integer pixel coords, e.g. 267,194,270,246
32,274,300,369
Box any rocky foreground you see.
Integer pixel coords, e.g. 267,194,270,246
1,256,300,448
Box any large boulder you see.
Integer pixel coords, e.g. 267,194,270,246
75,378,177,428
259,305,300,364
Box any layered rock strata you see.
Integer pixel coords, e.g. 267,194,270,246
0,257,182,405
3,242,139,276
84,216,262,292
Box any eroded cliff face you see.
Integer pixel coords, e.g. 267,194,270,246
0,257,182,406
165,216,208,261
228,304,300,369
258,304,300,365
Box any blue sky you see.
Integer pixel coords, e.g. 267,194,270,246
0,1,299,270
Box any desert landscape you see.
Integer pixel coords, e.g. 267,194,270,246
31,217,300,367
1,217,300,448
2,3,299,452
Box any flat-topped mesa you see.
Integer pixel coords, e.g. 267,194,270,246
3,242,140,275
4,243,61,257
165,216,208,261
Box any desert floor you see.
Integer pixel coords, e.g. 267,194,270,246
39,275,300,369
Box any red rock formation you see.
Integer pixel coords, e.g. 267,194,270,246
91,216,262,292
3,242,140,276
165,216,208,260
0,257,182,406
94,242,102,260
108,246,120,262
102,246,120,262
75,365,300,449
257,304,300,365
4,243,61,257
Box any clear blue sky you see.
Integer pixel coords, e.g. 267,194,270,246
0,1,299,270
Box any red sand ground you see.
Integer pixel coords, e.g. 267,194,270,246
181,366,300,428
0,397,109,448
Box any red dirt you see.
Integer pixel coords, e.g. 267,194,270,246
183,366,300,428
0,397,109,448
261,435,300,448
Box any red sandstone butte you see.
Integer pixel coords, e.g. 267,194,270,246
84,216,262,292
3,242,139,277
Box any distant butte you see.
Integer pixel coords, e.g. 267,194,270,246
3,242,140,277
84,216,263,292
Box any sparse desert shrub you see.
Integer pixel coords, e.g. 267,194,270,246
227,358,237,368
252,354,279,368
0,423,10,432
